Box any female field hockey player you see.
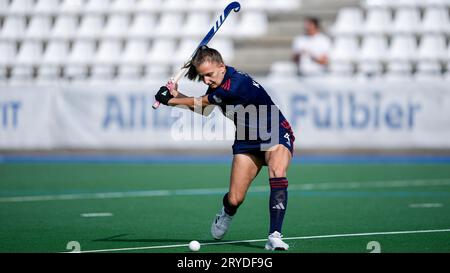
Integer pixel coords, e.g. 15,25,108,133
154,46,295,250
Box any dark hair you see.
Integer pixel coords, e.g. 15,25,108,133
183,46,224,81
305,17,321,29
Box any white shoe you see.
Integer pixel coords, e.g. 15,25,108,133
265,231,289,251
211,207,233,240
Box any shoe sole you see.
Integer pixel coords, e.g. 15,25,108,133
265,244,288,251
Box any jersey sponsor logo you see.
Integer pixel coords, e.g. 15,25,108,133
221,79,231,91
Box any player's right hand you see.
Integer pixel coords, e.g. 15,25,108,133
155,86,174,106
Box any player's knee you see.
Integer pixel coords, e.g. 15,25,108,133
268,166,287,178
228,193,244,207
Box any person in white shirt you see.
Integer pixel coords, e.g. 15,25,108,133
292,17,331,76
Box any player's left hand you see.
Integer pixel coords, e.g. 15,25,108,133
155,86,174,106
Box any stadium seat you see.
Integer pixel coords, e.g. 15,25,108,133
329,36,359,75
154,13,184,38
9,0,34,15
60,0,84,14
358,35,388,77
209,39,235,62
361,0,393,9
0,0,8,14
267,61,298,81
91,40,122,80
34,0,60,15
362,8,392,35
51,15,78,39
103,14,130,39
237,11,268,37
149,39,178,65
129,14,157,39
271,0,301,12
77,14,105,39
145,65,171,80
118,40,149,80
330,7,363,36
136,0,163,13
175,39,199,65
1,16,27,40
388,35,418,62
390,8,421,35
110,0,136,14
0,41,16,80
66,40,96,80
11,41,43,82
85,0,110,14
390,0,421,8
162,0,190,12
416,34,447,76
189,0,215,12
420,7,450,34
39,41,70,82
421,0,450,7
181,12,212,38
26,15,52,39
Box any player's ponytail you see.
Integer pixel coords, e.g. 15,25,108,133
184,46,225,81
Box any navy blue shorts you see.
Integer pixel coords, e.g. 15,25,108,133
232,121,295,165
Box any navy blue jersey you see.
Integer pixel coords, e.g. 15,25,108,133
206,66,295,147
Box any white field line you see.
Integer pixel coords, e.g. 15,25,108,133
409,203,443,208
2,178,450,203
81,213,113,217
69,228,450,253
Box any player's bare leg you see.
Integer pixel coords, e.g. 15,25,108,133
211,153,263,240
264,145,292,250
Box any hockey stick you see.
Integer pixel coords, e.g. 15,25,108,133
152,1,241,109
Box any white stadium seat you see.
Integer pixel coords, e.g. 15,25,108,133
110,0,137,13
420,7,450,34
362,8,392,35
390,8,421,35
11,41,43,82
9,0,34,15
39,41,70,81
358,35,388,76
103,14,130,39
209,39,235,62
136,0,163,13
91,40,122,80
416,35,447,76
129,14,157,38
329,36,359,75
60,0,84,15
154,13,184,38
162,0,190,12
77,14,105,39
34,0,60,15
1,16,27,40
26,15,52,39
0,41,16,80
237,11,268,37
181,12,212,38
330,7,363,36
66,40,96,79
390,0,421,8
148,39,178,65
52,15,78,39
85,0,111,14
175,39,199,65
118,40,149,80
388,35,417,62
